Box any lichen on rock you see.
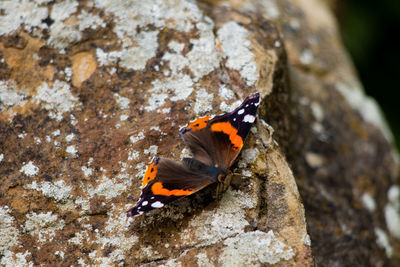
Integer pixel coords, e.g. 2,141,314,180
0,0,399,266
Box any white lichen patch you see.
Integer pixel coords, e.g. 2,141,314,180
303,234,312,246
144,145,158,157
119,31,159,71
150,126,161,132
218,85,235,100
72,205,139,266
64,67,73,81
47,2,105,49
144,93,169,112
70,114,77,126
55,250,64,260
219,230,295,266
84,164,132,202
0,206,20,255
299,48,314,65
168,41,185,53
194,88,213,114
375,227,393,258
128,150,140,161
147,74,194,107
120,115,129,121
96,48,122,66
94,0,202,36
82,166,93,177
34,80,81,121
196,253,213,267
50,0,78,21
134,162,146,179
24,212,65,243
130,131,145,144
361,193,376,212
310,102,324,121
241,170,253,177
220,100,242,113
66,145,78,157
114,93,130,109
86,175,127,200
259,0,280,19
0,250,33,267
385,185,400,239
0,153,4,163
20,161,39,176
74,197,90,213
77,10,106,31
219,102,230,113
95,205,138,250
0,80,27,112
238,148,260,168
94,0,207,73
47,20,82,50
162,50,189,76
0,0,48,36
139,246,162,262
25,180,72,203
68,227,90,245
18,132,27,139
217,21,258,86
65,133,75,142
51,129,61,136
181,189,256,247
336,81,393,142
160,107,171,114
186,21,220,81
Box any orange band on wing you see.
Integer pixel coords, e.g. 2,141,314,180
142,161,158,188
211,122,243,151
186,116,211,131
151,182,193,196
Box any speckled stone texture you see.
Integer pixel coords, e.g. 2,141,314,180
0,0,398,266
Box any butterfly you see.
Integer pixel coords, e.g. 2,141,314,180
127,92,260,216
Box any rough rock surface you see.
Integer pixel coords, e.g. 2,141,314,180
0,0,398,266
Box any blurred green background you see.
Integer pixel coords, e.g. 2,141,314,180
338,0,400,150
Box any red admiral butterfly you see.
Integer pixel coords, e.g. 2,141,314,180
127,93,260,216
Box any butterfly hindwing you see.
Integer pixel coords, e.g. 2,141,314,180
180,93,260,168
127,157,217,216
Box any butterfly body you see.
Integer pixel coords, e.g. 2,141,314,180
127,93,260,217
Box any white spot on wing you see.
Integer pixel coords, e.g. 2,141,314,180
142,201,148,206
243,115,255,123
238,109,245,115
151,201,164,208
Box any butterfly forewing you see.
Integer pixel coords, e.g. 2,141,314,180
180,93,260,168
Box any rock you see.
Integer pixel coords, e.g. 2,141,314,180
0,0,398,266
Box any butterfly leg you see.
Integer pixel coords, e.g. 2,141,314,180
216,182,222,199
222,172,233,191
215,172,234,199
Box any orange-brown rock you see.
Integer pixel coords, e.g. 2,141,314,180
0,0,398,266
